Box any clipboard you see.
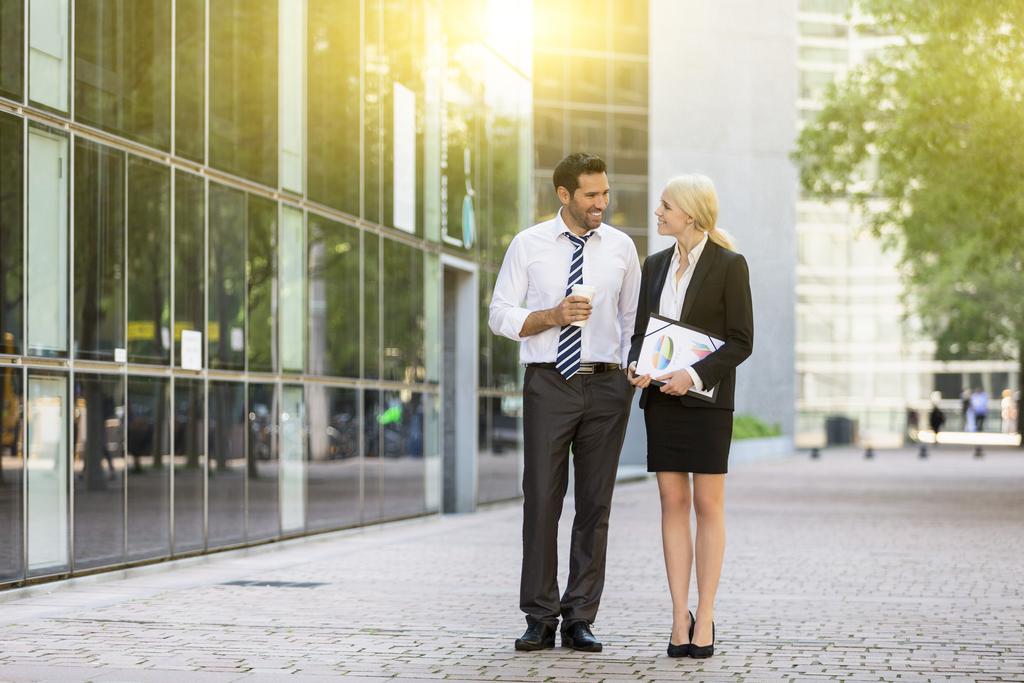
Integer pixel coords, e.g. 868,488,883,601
635,314,723,403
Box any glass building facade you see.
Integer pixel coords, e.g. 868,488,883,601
531,0,649,256
0,0,531,587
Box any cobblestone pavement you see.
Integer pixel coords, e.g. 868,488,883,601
1,447,1022,682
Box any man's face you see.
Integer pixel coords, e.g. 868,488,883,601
561,172,610,231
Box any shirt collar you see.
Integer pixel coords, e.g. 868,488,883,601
554,207,601,241
673,232,709,267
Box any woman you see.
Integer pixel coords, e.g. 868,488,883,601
626,174,753,658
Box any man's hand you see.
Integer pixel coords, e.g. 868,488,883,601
655,370,694,396
551,295,592,326
626,362,652,388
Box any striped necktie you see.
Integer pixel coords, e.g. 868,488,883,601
555,231,592,380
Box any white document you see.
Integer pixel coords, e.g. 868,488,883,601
635,315,723,402
180,330,202,371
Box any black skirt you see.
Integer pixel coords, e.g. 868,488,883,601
644,388,733,474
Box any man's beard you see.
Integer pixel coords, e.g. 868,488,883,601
567,202,601,230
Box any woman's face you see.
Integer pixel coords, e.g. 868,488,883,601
654,191,694,238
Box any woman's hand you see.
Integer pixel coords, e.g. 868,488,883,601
626,362,652,388
655,370,694,396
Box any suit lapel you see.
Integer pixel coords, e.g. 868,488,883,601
680,241,718,323
649,248,673,311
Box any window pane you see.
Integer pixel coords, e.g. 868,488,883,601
307,0,360,214
27,126,68,357
569,110,608,160
478,272,492,387
305,384,359,530
279,0,303,193
247,382,278,541
610,60,646,108
208,184,245,371
307,215,360,378
210,0,277,187
175,0,205,163
73,373,125,570
379,390,425,520
443,59,481,250
280,206,304,372
382,239,423,383
279,384,305,533
362,389,380,522
73,139,125,362
26,372,68,575
74,0,171,150
174,171,205,368
207,381,244,548
611,0,647,55
0,112,22,354
485,61,528,267
568,55,608,105
478,395,522,504
0,368,23,582
247,195,277,373
363,232,380,379
533,106,564,171
609,183,648,231
28,0,69,111
364,0,382,223
173,378,205,554
612,114,647,176
0,0,23,99
126,375,170,561
126,157,170,364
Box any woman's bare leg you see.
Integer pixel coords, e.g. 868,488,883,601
692,473,726,646
657,471,693,644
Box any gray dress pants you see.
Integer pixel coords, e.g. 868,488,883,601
520,364,633,628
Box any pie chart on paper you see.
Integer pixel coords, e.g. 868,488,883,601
652,335,674,370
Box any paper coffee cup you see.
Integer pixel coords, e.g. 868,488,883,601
570,284,596,328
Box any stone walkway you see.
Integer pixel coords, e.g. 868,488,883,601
1,446,1022,682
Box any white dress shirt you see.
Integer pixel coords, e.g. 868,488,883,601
489,209,641,366
657,233,708,390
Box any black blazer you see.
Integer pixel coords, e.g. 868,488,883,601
627,240,753,411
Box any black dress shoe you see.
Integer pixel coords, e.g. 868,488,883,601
689,621,715,659
515,622,556,651
667,610,694,658
561,621,602,652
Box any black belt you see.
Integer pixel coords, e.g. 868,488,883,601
527,362,621,375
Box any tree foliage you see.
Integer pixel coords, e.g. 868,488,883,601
793,0,1024,362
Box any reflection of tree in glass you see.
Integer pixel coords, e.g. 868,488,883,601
126,158,170,364
247,196,277,372
308,217,360,378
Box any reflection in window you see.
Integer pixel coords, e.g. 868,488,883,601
609,183,648,231
0,112,22,354
175,0,205,163
610,61,646,108
363,0,382,223
307,0,360,215
247,195,277,373
279,0,303,193
363,233,380,379
306,385,360,530
484,57,529,267
210,0,277,187
0,0,22,99
478,395,522,504
173,378,205,554
612,114,647,177
28,0,69,111
308,215,360,378
126,376,170,561
247,383,278,541
26,372,67,576
279,207,304,372
207,381,245,548
443,56,481,250
126,157,170,364
569,110,608,161
0,368,23,582
279,384,305,533
208,184,245,371
533,106,564,171
568,55,608,105
175,171,205,368
73,373,125,570
362,390,380,522
382,239,424,383
378,391,426,520
74,0,171,150
27,126,68,357
74,139,125,362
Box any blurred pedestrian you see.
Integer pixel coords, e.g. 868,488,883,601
970,388,988,432
929,403,945,436
961,388,972,430
1002,389,1018,434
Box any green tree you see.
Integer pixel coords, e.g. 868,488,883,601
793,0,1024,438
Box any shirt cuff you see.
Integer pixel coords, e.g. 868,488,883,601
685,366,704,391
495,307,532,342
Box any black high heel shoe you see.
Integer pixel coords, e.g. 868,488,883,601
666,610,694,658
688,621,715,658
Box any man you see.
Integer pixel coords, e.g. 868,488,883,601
489,153,641,653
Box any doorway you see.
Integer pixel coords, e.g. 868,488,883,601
441,256,478,513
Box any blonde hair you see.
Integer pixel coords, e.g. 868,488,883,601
663,174,736,251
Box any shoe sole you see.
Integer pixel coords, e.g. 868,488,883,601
514,638,555,651
561,635,602,653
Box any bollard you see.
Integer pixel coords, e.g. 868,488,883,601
974,446,984,458
864,447,874,459
810,447,820,459
919,445,928,459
